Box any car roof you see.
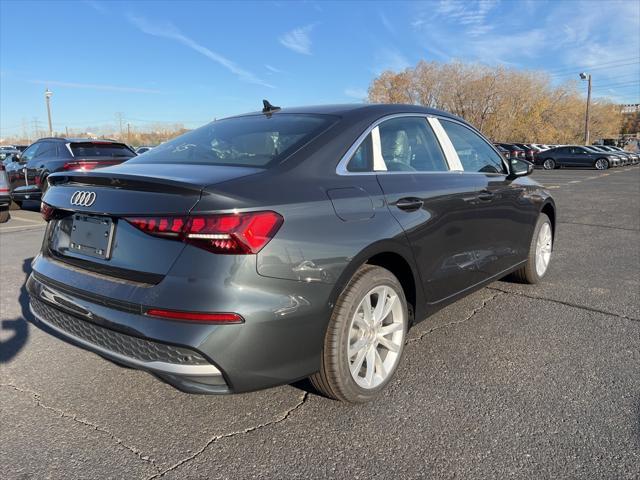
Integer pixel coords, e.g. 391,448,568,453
231,103,465,123
36,137,125,144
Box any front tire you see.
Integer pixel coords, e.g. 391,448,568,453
512,213,553,284
542,158,556,170
310,265,408,403
595,158,609,170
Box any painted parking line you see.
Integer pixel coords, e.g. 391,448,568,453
0,224,46,232
568,180,581,184
6,216,44,225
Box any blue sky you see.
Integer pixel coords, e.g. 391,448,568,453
1,0,638,138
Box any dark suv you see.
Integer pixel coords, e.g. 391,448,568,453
9,138,135,206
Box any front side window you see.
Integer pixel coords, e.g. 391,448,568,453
20,143,41,163
130,114,337,168
440,120,505,174
378,117,448,172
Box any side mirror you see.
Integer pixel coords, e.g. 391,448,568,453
509,158,533,178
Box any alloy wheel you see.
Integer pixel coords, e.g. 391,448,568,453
348,285,405,389
535,222,552,276
595,159,608,170
543,159,554,170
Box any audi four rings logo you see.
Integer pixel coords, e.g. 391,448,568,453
70,191,97,207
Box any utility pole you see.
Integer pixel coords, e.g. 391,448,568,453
45,89,53,136
579,72,592,145
32,117,44,139
127,122,131,144
115,112,124,139
65,126,69,137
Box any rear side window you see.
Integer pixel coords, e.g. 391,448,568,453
130,114,337,168
70,143,134,158
440,120,505,174
378,117,448,172
347,134,373,172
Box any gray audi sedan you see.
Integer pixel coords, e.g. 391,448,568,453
27,103,555,403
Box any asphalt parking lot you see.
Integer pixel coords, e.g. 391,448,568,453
1,167,639,479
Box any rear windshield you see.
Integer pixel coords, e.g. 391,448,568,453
70,142,134,158
129,114,337,168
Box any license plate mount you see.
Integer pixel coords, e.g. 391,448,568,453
69,214,115,260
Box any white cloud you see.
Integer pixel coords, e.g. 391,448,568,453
265,64,284,74
379,11,396,35
279,25,315,55
84,0,107,14
30,79,162,94
344,88,368,100
127,14,274,88
373,48,410,74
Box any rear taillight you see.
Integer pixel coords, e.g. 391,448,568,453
125,211,283,254
62,160,121,171
40,202,55,221
0,166,8,192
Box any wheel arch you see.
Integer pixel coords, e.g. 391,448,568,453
328,239,425,327
540,200,556,241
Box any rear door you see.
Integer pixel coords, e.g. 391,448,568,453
555,147,576,167
371,115,486,303
437,118,536,282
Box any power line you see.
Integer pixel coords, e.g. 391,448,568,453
546,56,640,75
592,80,640,89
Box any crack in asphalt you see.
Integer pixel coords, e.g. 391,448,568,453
487,286,640,323
0,383,161,472
406,291,505,344
557,221,640,232
146,391,309,479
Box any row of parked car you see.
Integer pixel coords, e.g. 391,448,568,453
493,142,639,170
0,140,156,222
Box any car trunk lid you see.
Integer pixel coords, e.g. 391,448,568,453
43,163,262,282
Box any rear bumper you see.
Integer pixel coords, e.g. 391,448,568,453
27,255,335,394
28,279,229,394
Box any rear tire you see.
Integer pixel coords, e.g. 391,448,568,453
310,265,408,403
0,210,9,223
512,213,553,284
542,158,555,170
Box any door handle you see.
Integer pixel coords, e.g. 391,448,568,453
395,197,424,211
477,190,494,201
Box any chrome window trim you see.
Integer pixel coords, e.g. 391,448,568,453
371,126,386,171
428,117,463,171
335,112,508,176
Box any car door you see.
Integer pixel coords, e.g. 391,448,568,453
371,115,487,303
438,118,536,282
25,140,57,190
10,142,40,193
